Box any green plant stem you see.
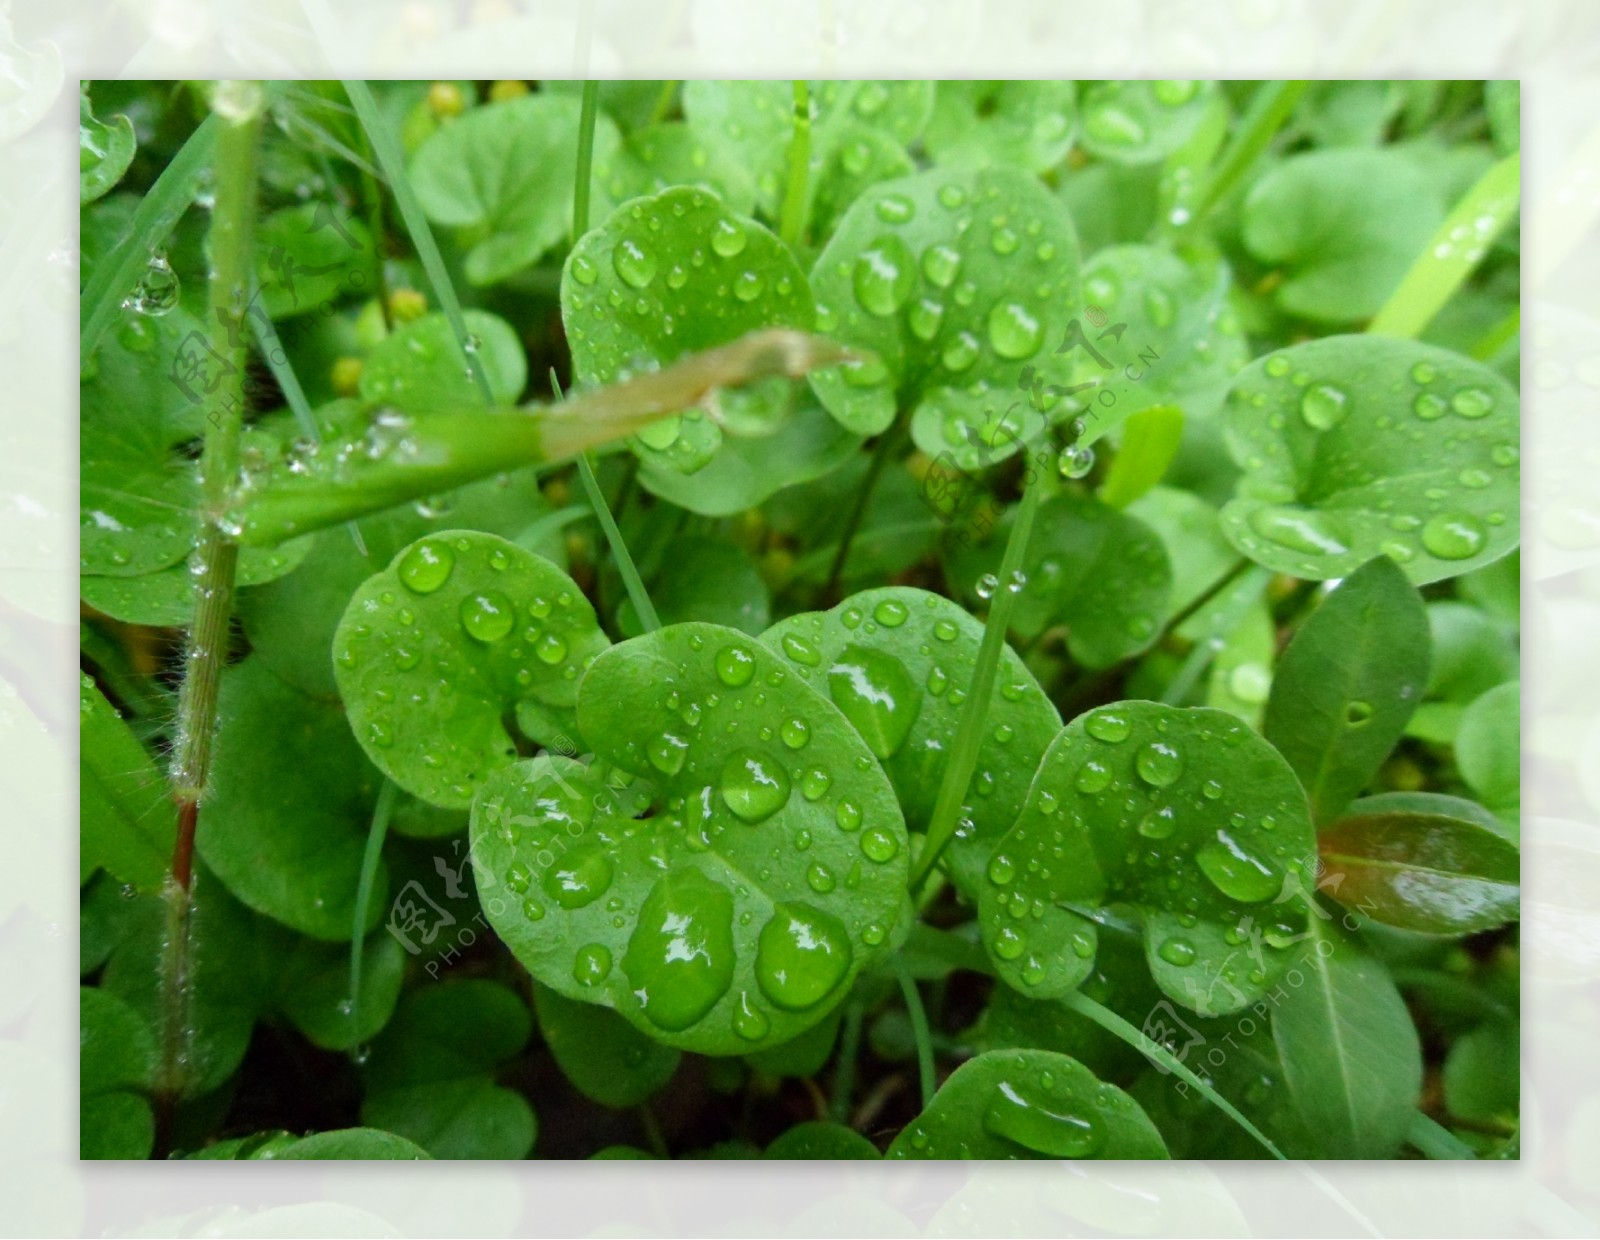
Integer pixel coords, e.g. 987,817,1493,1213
910,471,1043,892
1470,304,1520,362
1161,564,1273,706
894,958,937,1109
822,416,904,602
347,778,396,1062
1187,80,1308,227
649,80,679,126
343,78,494,404
779,81,812,248
1369,150,1520,340
81,113,219,362
161,86,263,1118
1057,989,1287,1159
1408,1111,1477,1160
828,998,867,1124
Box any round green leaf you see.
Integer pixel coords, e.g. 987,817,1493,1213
253,202,375,320
359,309,528,413
1242,147,1445,323
809,166,1082,453
277,933,406,1052
1077,80,1215,166
471,622,909,1055
765,1121,880,1159
886,1048,1168,1158
603,121,757,216
1220,336,1519,584
333,530,609,809
409,93,622,285
198,658,385,940
81,1091,154,1160
760,586,1059,895
533,984,680,1109
1318,807,1519,935
562,186,814,475
924,81,1077,173
980,702,1316,1015
80,986,154,1097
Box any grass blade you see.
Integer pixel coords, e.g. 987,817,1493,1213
348,778,396,1063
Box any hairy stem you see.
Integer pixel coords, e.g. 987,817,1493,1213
161,84,263,1115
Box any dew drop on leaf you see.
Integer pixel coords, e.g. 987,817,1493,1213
982,1081,1107,1158
398,540,454,594
715,644,757,687
459,590,514,642
826,645,921,759
543,844,615,909
719,749,790,823
1157,936,1197,966
1134,741,1183,788
573,942,613,986
1299,382,1349,431
754,902,852,1011
624,870,736,1031
1420,512,1488,560
1195,833,1279,903
852,235,916,317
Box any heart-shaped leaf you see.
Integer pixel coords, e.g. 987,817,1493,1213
980,702,1316,1015
333,530,610,809
924,81,1077,173
1220,335,1519,584
886,1048,1168,1158
561,186,814,476
409,93,622,285
1318,798,1519,935
760,586,1059,895
533,984,680,1109
808,166,1082,455
360,979,536,1160
276,933,405,1052
470,622,909,1055
1077,80,1215,166
197,658,385,940
1242,147,1446,322
1264,556,1431,823
359,309,528,413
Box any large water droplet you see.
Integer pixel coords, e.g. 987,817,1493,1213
921,244,961,289
613,237,657,289
710,218,748,257
398,540,454,594
732,990,769,1041
122,251,180,316
1450,387,1494,419
1138,805,1178,840
459,590,513,642
1084,710,1131,744
543,843,614,909
986,302,1044,360
827,645,921,759
1135,741,1183,788
647,731,689,776
1299,383,1349,431
983,1081,1107,1157
1157,936,1197,966
755,902,852,1011
624,870,736,1031
720,749,791,823
1196,832,1279,903
781,632,821,666
853,235,915,317
1247,506,1350,557
715,644,757,687
860,827,899,864
1421,512,1487,560
573,943,613,986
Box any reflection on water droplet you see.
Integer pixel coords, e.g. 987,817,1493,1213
1421,512,1487,560
827,645,921,759
715,644,757,687
720,749,790,823
1138,805,1178,839
1450,387,1494,419
1157,936,1197,966
573,943,612,986
1084,710,1131,743
398,540,454,593
710,218,747,257
853,235,915,317
987,302,1043,359
1247,506,1350,557
613,237,657,289
625,870,736,1031
1135,741,1183,788
543,844,614,909
860,827,899,864
459,590,513,642
732,990,769,1040
755,902,852,1011
983,1080,1107,1157
1075,761,1112,793
1196,832,1279,903
1299,383,1349,431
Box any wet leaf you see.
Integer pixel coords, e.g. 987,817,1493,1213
1220,335,1519,584
359,309,527,413
80,88,136,204
1077,80,1215,166
924,81,1077,173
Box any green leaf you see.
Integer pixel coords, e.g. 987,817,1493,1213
615,535,770,637
1242,147,1447,323
603,121,758,217
809,126,916,242
276,933,406,1051
80,986,155,1159
532,984,680,1109
408,93,623,285
471,623,909,1055
81,1092,156,1161
80,534,315,627
1100,405,1185,509
561,186,813,476
1077,80,1215,165
359,309,528,413
809,165,1081,454
333,530,609,809
765,1121,880,1159
1485,82,1519,156
1317,804,1519,935
1263,556,1431,822
1271,912,1423,1158
253,202,375,320
980,702,1316,1015
744,1005,843,1078
886,1048,1168,1158
80,88,136,204
361,980,535,1159
636,397,861,517
1220,335,1520,584
1443,1019,1519,1122
198,659,386,940
1455,680,1519,811
79,673,174,890
278,1128,432,1159
924,81,1077,173
761,586,1060,895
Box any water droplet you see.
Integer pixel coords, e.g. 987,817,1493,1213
860,827,899,864
367,720,395,749
932,619,959,642
835,800,862,832
755,902,852,1011
801,766,832,801
873,598,909,627
613,237,657,289
647,731,690,776
990,227,1020,256
543,844,614,909
715,644,756,687
1138,805,1178,839
875,194,915,224
732,990,769,1040
1153,79,1198,106
827,645,921,759
780,717,811,750
571,254,598,286
992,926,1027,960
983,1081,1106,1157
975,573,999,601
459,590,513,642
625,870,736,1031
710,218,747,257
988,853,1016,886
535,631,569,665
720,749,790,823
1075,761,1112,794
1345,700,1374,725
122,251,181,316
1450,387,1494,419
1247,506,1350,557
853,235,915,317
1135,741,1183,788
573,943,613,986
1196,833,1279,903
806,862,836,893
398,540,454,594
1085,710,1131,744
986,302,1044,360
1411,361,1436,384
941,331,980,372
921,243,961,288
1300,383,1349,431
522,898,545,921
1421,512,1487,560
908,297,944,341
1058,445,1094,479
1157,936,1197,966
733,270,765,302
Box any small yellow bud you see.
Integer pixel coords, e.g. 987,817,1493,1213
428,82,467,119
488,80,530,104
331,356,364,396
388,287,428,323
